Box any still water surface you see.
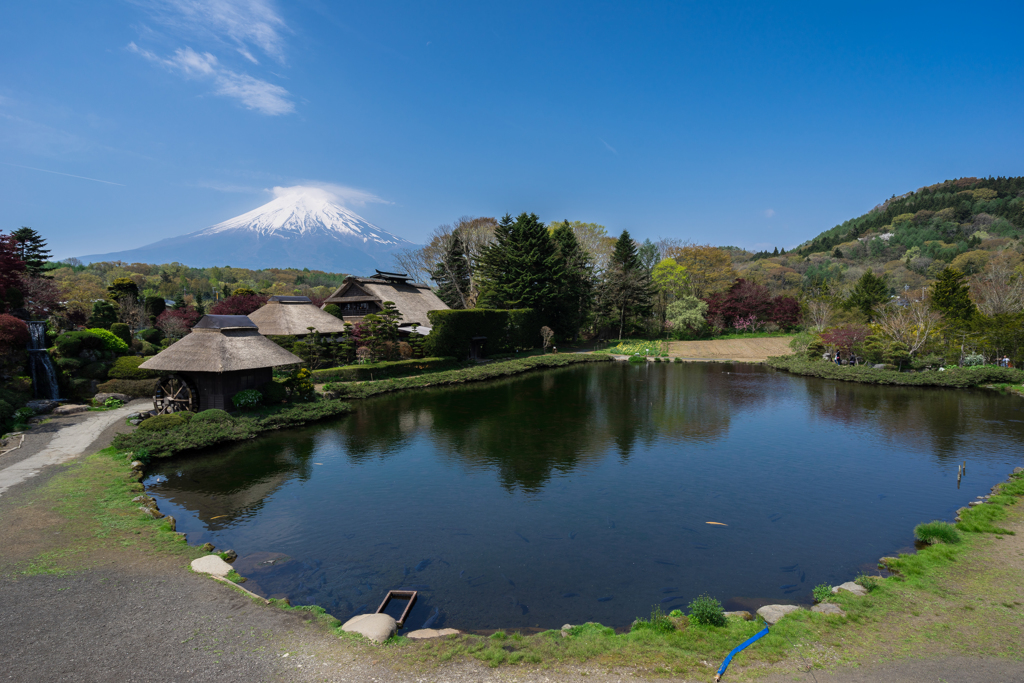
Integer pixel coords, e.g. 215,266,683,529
146,362,1024,630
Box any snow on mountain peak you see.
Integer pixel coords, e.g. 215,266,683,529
197,185,409,247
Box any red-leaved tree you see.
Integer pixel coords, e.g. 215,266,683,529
704,279,802,330
156,306,202,338
19,273,63,319
210,293,268,316
0,313,30,354
819,324,870,358
0,233,26,313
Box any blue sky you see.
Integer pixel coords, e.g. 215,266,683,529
2,1,1023,261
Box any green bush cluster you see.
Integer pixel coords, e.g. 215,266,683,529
54,330,105,357
309,356,456,383
138,413,190,431
425,308,541,358
193,409,233,422
108,356,161,380
812,584,832,603
914,521,962,544
687,594,726,627
137,328,164,344
630,606,676,633
109,323,132,347
84,328,130,353
767,355,1024,388
232,389,263,409
95,378,160,397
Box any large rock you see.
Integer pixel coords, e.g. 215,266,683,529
1013,467,1023,475
341,614,397,643
831,581,868,597
756,604,801,624
26,400,58,414
724,610,754,621
93,393,130,405
811,603,846,616
405,628,460,640
190,554,234,578
53,404,90,416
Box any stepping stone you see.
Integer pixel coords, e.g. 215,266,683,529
756,604,801,624
190,554,233,578
405,628,460,639
811,603,846,616
53,404,90,416
341,614,396,643
831,581,868,597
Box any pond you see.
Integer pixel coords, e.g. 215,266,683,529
145,361,1024,631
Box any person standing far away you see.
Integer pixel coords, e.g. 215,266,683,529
835,350,842,366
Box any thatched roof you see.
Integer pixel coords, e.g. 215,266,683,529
324,276,449,327
140,315,302,373
248,296,348,336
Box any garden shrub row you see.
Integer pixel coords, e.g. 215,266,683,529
767,355,1024,388
112,399,354,458
96,378,160,397
309,356,457,383
324,354,612,400
425,308,542,358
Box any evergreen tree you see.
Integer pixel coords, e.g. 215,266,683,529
431,230,471,309
476,213,562,318
602,230,654,338
931,267,976,323
550,220,595,340
12,227,51,278
107,277,140,302
847,269,888,320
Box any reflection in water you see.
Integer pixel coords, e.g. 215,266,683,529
146,362,1024,629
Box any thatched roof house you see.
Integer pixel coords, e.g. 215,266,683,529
323,270,449,333
140,315,302,411
248,295,347,336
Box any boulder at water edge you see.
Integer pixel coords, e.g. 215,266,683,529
341,614,396,643
756,604,802,624
405,628,460,640
190,555,234,578
831,581,868,597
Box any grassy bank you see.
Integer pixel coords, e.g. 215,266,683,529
323,353,612,400
767,355,1024,388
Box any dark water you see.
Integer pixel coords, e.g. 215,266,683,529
146,362,1024,630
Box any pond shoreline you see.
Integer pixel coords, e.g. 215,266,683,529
767,354,1024,389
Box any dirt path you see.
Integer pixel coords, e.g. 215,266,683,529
666,336,795,362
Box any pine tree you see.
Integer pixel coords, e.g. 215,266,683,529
603,230,654,338
847,269,888,319
931,267,976,323
476,213,562,318
12,227,51,278
431,230,471,309
550,220,595,340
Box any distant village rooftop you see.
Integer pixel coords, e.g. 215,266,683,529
323,270,449,331
247,295,348,336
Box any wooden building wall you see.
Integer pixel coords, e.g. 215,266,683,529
187,368,273,411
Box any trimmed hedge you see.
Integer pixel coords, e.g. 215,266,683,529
766,355,1024,388
113,399,353,458
193,409,233,422
425,308,542,358
309,356,457,383
139,413,189,431
137,328,163,344
109,323,132,347
54,330,104,357
324,354,612,400
96,378,160,397
84,328,130,353
109,356,161,380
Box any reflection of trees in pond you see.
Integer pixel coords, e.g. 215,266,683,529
148,436,316,527
803,380,1024,463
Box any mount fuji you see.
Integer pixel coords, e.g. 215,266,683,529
78,186,417,274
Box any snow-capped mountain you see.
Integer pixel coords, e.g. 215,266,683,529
78,187,416,273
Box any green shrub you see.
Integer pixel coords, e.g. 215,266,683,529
54,330,104,358
259,380,288,405
323,304,342,318
104,397,125,409
963,353,985,367
55,357,82,372
673,357,682,363
80,362,109,380
193,409,233,423
285,367,316,402
812,584,832,603
628,355,646,364
425,308,540,358
139,341,158,356
108,356,160,380
668,609,683,617
109,323,132,347
914,520,962,544
630,606,676,633
232,389,262,409
687,594,726,627
84,328,130,353
138,413,187,431
137,328,163,344
96,378,159,397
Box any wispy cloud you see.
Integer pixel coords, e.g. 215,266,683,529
600,138,618,154
272,183,391,207
1,161,125,186
764,208,775,218
133,0,289,64
129,43,294,115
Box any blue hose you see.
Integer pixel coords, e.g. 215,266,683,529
715,624,770,681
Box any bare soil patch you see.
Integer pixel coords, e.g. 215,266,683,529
666,336,795,362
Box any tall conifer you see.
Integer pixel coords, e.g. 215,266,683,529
551,220,595,340
476,213,562,318
12,227,51,278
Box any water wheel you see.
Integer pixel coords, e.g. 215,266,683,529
154,375,197,414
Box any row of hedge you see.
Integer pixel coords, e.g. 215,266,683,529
324,353,612,400
309,356,457,383
424,308,542,358
766,355,1024,388
112,399,354,458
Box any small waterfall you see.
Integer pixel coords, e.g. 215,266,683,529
27,321,60,400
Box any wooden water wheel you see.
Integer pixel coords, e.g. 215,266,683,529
153,375,197,414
